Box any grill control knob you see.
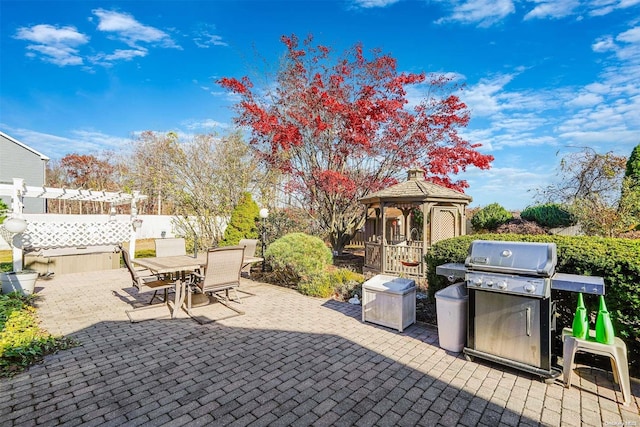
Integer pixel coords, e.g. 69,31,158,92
497,281,507,290
486,280,494,287
524,283,536,293
474,278,483,286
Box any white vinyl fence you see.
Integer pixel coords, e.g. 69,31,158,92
0,214,196,250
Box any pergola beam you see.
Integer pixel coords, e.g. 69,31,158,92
0,183,147,205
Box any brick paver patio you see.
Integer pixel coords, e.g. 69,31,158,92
1,268,638,426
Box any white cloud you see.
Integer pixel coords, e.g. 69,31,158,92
523,0,580,20
592,35,617,52
69,129,132,152
565,92,604,107
459,165,551,209
435,0,515,27
92,9,180,49
0,127,130,159
193,24,228,48
463,74,516,116
589,0,640,16
13,24,89,66
183,119,229,130
90,48,148,64
617,26,640,43
13,10,181,68
352,0,401,8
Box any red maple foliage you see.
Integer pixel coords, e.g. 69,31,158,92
218,34,493,252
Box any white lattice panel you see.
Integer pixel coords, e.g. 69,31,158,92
18,222,132,250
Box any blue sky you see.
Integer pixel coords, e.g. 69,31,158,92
1,0,639,210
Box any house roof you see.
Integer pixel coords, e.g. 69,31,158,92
0,131,50,161
359,169,472,205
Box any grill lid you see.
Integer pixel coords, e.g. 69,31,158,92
465,240,557,277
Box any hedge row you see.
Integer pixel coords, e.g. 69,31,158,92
425,234,640,377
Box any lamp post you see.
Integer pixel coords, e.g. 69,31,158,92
4,215,27,272
259,208,269,272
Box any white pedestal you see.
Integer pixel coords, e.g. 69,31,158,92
362,275,416,332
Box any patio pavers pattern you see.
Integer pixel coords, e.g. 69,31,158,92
1,268,638,426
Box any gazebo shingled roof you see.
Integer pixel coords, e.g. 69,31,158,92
359,169,472,205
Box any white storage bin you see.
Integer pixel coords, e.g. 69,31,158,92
435,282,468,352
362,275,416,332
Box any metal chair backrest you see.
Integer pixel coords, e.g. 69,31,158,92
120,245,142,287
239,239,259,257
201,246,245,292
155,238,187,257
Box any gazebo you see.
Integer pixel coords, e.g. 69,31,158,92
359,168,472,280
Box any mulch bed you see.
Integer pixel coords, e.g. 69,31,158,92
251,248,438,326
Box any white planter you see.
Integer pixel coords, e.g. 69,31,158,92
1,271,38,295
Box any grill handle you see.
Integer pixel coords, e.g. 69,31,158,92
526,307,531,337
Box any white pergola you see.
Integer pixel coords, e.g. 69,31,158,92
1,178,147,271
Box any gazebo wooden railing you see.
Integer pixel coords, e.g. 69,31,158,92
364,240,425,279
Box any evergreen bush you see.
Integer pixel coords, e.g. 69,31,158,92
470,203,512,231
265,232,333,285
220,192,260,246
521,203,575,228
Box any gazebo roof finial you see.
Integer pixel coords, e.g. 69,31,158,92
407,167,425,181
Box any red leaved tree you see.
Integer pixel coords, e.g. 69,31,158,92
47,153,118,214
219,34,493,253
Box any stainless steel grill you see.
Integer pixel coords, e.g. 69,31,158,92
436,239,605,382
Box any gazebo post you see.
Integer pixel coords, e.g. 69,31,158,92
422,202,430,248
381,202,386,273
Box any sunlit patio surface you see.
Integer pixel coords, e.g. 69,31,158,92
1,268,638,426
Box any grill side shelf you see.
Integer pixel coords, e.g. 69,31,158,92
551,273,605,295
435,263,466,282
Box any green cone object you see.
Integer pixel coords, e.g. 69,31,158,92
595,295,615,344
572,293,589,339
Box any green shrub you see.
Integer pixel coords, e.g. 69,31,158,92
521,203,575,228
425,234,640,377
220,192,260,246
470,203,512,231
298,274,335,298
298,267,365,299
0,293,76,377
265,232,333,285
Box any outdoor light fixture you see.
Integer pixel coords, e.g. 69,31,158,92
3,216,27,234
259,208,269,272
131,218,143,231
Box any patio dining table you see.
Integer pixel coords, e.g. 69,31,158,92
133,254,207,318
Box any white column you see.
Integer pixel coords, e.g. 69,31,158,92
129,191,140,259
11,178,24,272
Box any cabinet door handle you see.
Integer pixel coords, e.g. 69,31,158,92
526,307,531,337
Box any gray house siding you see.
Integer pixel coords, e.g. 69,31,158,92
0,131,49,213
